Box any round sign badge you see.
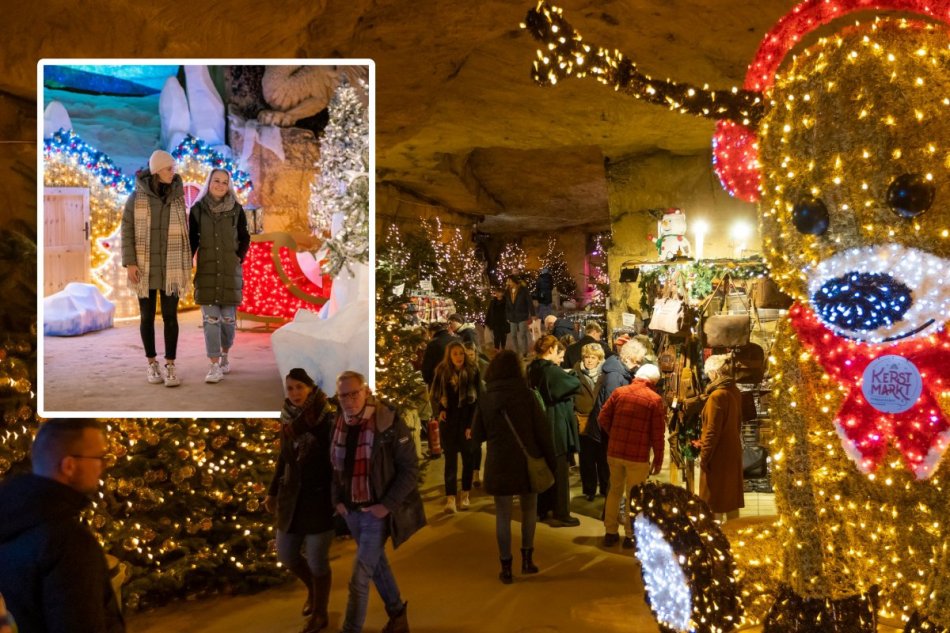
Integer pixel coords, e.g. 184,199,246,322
861,355,923,414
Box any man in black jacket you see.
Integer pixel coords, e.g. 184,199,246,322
0,419,125,633
332,371,425,633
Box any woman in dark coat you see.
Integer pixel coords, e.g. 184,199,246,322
189,168,250,384
429,341,481,513
473,350,556,583
526,335,581,527
120,149,191,387
572,342,609,501
485,287,510,351
699,354,745,519
265,368,336,633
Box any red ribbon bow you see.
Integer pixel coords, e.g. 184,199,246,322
790,304,950,479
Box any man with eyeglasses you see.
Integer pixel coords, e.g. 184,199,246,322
330,371,425,633
0,419,125,633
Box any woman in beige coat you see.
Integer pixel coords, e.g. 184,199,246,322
698,354,745,519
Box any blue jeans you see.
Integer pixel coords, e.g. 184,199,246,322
342,510,404,633
495,494,537,560
509,320,529,356
201,304,236,358
276,528,334,577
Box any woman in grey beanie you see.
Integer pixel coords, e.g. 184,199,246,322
120,149,192,387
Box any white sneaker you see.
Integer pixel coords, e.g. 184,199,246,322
219,355,231,374
205,363,223,383
146,362,163,384
444,496,457,514
459,491,470,511
164,364,181,387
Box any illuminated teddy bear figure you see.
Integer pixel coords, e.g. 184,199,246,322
526,1,950,631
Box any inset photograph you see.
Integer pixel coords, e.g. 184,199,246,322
38,61,372,417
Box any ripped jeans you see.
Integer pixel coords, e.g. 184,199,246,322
201,305,236,358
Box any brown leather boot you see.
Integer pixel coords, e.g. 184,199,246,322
301,570,332,633
381,601,409,633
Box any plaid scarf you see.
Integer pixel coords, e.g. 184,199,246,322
430,362,479,411
280,391,320,460
330,404,376,504
132,187,192,298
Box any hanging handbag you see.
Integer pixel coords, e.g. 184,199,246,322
502,409,554,493
649,268,695,338
658,336,677,373
730,343,766,384
649,296,685,334
701,274,751,348
751,277,793,310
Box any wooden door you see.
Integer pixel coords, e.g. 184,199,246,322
44,187,90,296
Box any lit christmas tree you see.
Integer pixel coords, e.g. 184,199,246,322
588,231,611,313
492,240,529,287
422,218,487,323
309,76,369,278
540,235,577,299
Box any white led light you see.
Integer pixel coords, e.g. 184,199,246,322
805,244,950,343
634,514,694,632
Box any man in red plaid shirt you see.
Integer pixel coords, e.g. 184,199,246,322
597,363,665,548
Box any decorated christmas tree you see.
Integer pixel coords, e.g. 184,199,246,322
587,231,611,313
539,235,577,299
492,240,529,287
422,218,487,322
376,227,428,411
308,77,369,278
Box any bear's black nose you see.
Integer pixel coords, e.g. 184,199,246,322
813,272,912,331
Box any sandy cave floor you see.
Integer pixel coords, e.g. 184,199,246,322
41,309,287,416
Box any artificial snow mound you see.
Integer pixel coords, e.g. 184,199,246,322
271,299,370,394
43,282,115,336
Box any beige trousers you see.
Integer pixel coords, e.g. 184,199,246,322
604,457,651,536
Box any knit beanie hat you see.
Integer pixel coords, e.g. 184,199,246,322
286,367,316,388
148,150,175,174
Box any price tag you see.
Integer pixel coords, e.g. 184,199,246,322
420,279,433,292
621,312,637,327
392,283,405,296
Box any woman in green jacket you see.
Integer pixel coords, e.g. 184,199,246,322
527,335,581,527
188,169,250,384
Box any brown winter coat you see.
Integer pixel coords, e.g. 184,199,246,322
698,377,745,513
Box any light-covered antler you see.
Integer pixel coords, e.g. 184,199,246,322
522,1,765,126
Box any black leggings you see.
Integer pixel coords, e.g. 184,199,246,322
139,289,180,360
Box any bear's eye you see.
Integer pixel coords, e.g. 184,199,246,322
887,173,935,219
792,196,830,235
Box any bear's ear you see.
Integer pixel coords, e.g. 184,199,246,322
713,0,950,202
